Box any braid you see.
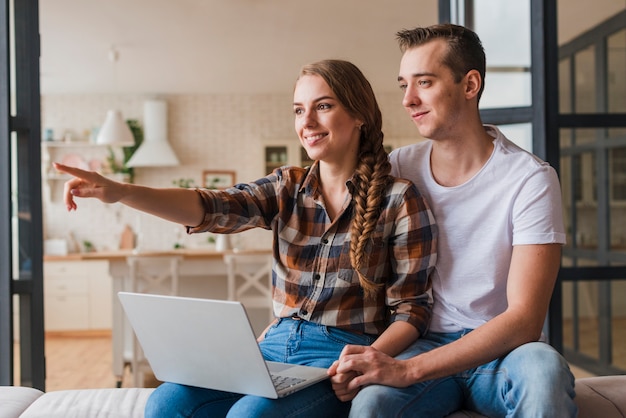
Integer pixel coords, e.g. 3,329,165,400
349,131,393,299
296,59,391,299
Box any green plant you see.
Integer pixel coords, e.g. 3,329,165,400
105,119,143,183
172,178,195,188
206,178,221,189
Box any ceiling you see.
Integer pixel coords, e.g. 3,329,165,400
39,0,625,96
39,0,438,95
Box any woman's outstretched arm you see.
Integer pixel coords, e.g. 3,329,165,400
55,162,205,227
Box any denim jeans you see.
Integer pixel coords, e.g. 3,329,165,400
144,317,376,418
349,330,577,418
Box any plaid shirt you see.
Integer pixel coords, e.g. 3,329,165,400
189,163,437,336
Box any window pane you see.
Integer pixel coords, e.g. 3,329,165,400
561,128,626,253
607,29,626,113
609,129,626,251
560,127,573,148
559,58,572,114
496,123,532,152
613,281,626,370
574,46,596,113
562,281,600,360
560,154,574,247
573,127,598,146
610,146,626,201
473,0,532,109
474,1,531,66
480,72,532,108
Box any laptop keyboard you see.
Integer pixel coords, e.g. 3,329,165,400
271,374,305,391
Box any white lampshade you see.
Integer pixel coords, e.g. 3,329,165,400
126,100,180,167
96,110,135,147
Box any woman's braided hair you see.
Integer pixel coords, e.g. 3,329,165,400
297,60,393,298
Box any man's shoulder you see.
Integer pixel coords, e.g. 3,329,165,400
389,140,430,165
495,139,553,174
487,125,555,172
391,140,430,155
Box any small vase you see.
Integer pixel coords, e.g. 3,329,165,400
215,234,231,252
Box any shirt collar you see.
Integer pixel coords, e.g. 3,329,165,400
299,161,356,199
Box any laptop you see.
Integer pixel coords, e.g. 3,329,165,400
117,292,329,398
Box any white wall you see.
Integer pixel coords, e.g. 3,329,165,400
41,91,418,252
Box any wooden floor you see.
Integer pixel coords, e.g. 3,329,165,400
47,331,128,391
14,331,152,391
14,318,626,391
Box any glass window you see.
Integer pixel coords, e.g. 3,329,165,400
560,154,574,248
607,29,626,113
559,58,572,114
473,0,532,109
572,127,598,146
560,127,573,149
610,139,626,252
612,281,626,370
562,280,600,360
560,148,596,247
611,146,626,201
574,46,596,113
480,72,532,109
496,123,532,152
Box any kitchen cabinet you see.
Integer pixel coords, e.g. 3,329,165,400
44,260,113,332
263,141,314,175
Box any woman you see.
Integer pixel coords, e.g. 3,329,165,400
55,59,437,417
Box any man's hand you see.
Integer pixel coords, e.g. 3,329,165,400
328,345,415,401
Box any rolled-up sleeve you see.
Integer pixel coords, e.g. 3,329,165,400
187,174,280,235
385,181,437,336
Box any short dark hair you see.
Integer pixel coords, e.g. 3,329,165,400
396,23,486,101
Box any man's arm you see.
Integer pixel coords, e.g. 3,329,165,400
330,243,562,395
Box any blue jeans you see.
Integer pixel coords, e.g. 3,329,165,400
349,330,577,418
145,317,376,417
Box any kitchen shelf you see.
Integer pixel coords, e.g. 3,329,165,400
41,141,128,201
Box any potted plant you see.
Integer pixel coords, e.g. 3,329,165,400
105,119,143,183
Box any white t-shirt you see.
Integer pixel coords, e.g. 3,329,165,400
389,125,566,333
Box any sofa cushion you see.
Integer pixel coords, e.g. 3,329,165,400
19,388,154,418
2,375,624,418
575,375,626,418
0,386,44,418
447,375,626,418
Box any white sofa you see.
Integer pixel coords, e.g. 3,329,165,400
1,376,625,417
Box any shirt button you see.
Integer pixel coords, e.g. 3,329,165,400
322,238,328,244
301,310,308,316
313,274,320,281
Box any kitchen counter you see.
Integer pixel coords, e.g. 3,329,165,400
44,247,271,262
45,247,273,383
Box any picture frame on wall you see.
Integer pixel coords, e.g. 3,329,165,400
202,170,236,190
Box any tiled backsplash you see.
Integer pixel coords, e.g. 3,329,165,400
41,92,417,253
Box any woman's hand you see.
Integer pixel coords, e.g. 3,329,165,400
328,345,416,397
328,366,361,402
55,162,205,226
54,162,129,211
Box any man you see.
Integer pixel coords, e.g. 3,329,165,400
328,23,577,417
